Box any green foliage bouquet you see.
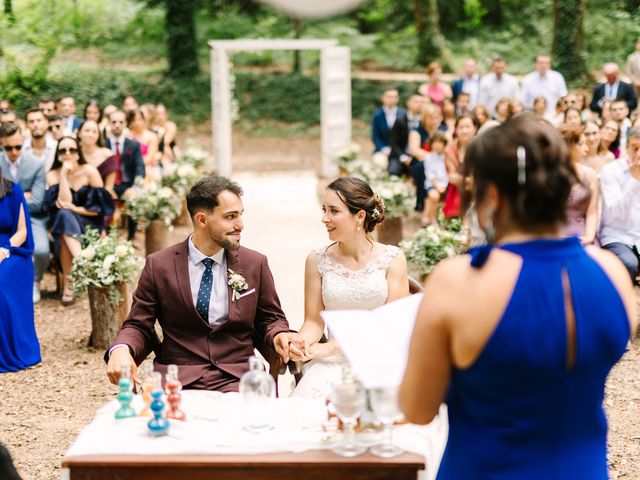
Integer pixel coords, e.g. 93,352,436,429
125,180,184,227
400,224,468,278
161,161,203,195
335,143,363,172
179,144,211,170
71,229,143,295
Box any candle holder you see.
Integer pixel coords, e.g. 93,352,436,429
165,364,186,421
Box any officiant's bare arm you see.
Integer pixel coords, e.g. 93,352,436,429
386,250,410,302
400,260,453,424
297,252,327,349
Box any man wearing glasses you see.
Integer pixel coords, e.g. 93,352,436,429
46,115,66,141
0,122,49,303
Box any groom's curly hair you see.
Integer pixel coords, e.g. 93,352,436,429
186,176,243,217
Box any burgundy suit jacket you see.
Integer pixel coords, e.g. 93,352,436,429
105,238,291,386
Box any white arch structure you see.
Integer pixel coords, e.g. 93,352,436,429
209,39,352,178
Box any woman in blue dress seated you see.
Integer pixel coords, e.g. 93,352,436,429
400,114,637,479
0,167,41,372
44,136,114,305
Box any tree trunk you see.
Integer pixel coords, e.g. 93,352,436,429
4,0,13,24
552,0,588,83
145,220,169,256
88,283,128,350
413,0,444,65
377,217,403,246
165,0,199,77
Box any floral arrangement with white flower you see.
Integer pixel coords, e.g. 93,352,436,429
368,174,414,219
161,161,203,195
125,180,184,227
335,143,362,171
71,228,143,297
400,222,468,279
179,143,212,170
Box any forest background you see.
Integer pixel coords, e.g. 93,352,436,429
0,0,638,136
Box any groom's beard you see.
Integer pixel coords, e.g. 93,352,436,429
210,228,241,251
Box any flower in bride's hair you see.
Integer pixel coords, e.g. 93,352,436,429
371,207,382,221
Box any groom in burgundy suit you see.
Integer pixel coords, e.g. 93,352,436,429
105,176,302,392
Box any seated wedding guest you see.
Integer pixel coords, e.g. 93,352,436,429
421,132,449,227
46,115,66,141
0,162,41,372
454,92,471,117
0,443,23,480
559,124,599,244
583,120,615,172
574,91,593,122
408,104,446,212
600,128,640,283
57,95,82,133
494,97,514,123
419,62,453,108
38,97,56,117
444,114,477,219
0,122,49,304
105,110,145,242
105,176,302,391
533,96,547,119
101,104,117,139
610,98,632,154
290,176,409,399
472,104,490,128
83,99,102,124
127,108,160,182
600,119,621,159
44,136,114,305
400,114,637,478
564,107,583,128
22,108,56,172
372,87,404,164
388,93,423,176
549,96,567,126
600,99,613,125
442,97,457,134
78,121,116,198
153,103,179,161
122,95,139,115
511,99,524,116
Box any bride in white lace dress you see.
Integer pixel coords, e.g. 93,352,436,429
291,177,410,399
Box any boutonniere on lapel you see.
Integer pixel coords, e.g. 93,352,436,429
227,269,248,302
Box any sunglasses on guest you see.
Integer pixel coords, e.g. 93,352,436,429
4,145,22,152
58,147,78,155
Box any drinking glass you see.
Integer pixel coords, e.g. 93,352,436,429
330,382,367,457
369,387,405,458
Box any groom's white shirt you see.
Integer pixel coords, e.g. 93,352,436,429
188,235,228,325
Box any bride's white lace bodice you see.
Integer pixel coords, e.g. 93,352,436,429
317,244,400,311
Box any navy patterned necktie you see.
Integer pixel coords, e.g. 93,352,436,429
196,258,214,320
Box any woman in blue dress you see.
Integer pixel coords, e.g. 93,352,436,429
400,115,637,479
0,167,41,373
45,136,114,305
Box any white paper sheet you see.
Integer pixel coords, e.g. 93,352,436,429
321,293,424,389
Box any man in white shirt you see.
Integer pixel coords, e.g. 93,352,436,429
478,57,521,116
452,58,481,109
599,128,640,283
22,108,57,172
56,95,81,133
521,54,568,117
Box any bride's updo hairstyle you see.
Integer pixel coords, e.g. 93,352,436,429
463,114,577,229
327,177,385,233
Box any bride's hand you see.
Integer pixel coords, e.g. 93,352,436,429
306,342,335,360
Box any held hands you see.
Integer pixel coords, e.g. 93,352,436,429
106,347,141,391
273,332,305,363
288,338,336,362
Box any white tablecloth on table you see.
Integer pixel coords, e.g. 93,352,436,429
64,391,447,479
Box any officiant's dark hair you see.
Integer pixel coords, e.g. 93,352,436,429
186,176,244,217
327,177,385,233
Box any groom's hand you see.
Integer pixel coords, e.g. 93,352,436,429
274,332,304,363
106,346,141,389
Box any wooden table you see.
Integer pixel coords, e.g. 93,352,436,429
62,450,425,480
